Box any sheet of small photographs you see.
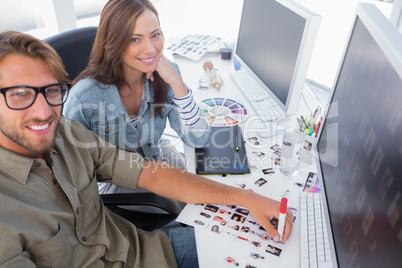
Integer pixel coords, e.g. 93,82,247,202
166,34,220,61
223,255,265,268
195,230,270,268
177,201,298,264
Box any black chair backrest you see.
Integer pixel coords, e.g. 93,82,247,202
45,26,97,81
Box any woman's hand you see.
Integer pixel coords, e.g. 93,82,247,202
145,53,188,98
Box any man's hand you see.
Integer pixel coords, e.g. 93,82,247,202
242,192,294,242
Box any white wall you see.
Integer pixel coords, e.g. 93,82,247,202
0,0,397,88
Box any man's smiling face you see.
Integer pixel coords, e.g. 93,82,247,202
0,54,61,158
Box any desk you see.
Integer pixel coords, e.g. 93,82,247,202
173,53,326,267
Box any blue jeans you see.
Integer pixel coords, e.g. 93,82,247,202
162,223,199,268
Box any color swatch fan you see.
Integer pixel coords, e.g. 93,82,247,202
201,98,248,126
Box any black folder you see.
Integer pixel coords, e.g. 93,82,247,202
195,125,250,175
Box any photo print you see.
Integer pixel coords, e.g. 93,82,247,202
265,244,282,257
254,178,267,187
262,168,275,175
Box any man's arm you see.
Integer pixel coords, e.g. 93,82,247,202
137,161,294,242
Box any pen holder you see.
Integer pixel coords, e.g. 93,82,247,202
297,110,322,165
301,134,316,165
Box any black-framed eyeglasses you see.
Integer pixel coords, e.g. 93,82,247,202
0,83,71,110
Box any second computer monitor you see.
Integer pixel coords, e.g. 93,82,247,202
317,3,402,267
234,0,321,115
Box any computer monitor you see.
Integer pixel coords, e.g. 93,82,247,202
317,3,402,267
233,0,321,115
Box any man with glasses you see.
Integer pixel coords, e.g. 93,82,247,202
0,31,293,267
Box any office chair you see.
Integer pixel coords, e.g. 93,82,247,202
45,27,184,231
44,26,97,81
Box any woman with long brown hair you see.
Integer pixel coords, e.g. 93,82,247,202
64,0,209,194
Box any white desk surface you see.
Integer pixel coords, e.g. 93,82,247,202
173,53,325,268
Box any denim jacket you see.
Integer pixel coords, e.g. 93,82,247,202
63,63,209,161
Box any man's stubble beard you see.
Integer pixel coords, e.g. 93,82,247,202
0,114,59,156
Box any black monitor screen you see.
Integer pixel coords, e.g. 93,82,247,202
317,15,402,267
235,0,305,105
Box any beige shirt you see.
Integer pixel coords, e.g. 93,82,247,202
0,117,176,268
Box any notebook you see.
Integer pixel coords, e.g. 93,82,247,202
195,125,250,175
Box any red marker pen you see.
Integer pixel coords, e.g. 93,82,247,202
277,197,287,241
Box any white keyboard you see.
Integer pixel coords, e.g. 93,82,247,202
230,70,285,121
299,192,333,268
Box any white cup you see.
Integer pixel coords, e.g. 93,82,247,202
279,127,304,176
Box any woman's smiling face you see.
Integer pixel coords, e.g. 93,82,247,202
121,8,163,75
